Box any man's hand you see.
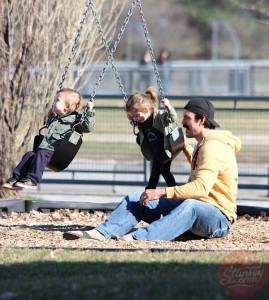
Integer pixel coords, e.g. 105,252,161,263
139,188,166,206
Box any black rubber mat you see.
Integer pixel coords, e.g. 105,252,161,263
2,199,268,216
25,199,119,213
0,199,25,216
237,205,269,216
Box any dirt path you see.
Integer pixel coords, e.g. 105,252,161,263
1,209,269,251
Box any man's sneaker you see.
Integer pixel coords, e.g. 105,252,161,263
15,178,37,189
1,177,22,191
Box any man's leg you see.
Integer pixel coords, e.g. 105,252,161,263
63,192,176,241
96,192,147,238
132,199,231,241
96,192,180,239
189,201,232,238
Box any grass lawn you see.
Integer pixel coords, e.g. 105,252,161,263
0,249,269,300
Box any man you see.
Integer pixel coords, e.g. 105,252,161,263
63,98,241,241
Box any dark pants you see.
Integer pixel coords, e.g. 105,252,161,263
13,149,53,184
146,151,176,189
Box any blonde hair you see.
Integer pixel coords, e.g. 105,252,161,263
58,88,82,112
125,86,158,113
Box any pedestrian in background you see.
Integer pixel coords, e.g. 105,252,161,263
157,48,171,94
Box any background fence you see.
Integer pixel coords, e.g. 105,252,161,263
77,60,269,97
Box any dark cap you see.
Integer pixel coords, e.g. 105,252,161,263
184,98,220,128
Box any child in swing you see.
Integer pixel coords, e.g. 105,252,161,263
2,88,95,190
125,86,178,189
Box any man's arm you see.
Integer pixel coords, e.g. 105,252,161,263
182,143,193,163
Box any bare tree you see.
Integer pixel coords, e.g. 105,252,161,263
243,2,269,25
0,0,125,199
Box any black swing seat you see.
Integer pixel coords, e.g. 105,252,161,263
47,130,83,172
34,126,83,172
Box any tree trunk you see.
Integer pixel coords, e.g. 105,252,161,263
0,0,123,199
0,2,17,198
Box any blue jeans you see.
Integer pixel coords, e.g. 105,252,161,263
96,192,232,241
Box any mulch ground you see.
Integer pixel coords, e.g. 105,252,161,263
0,209,269,251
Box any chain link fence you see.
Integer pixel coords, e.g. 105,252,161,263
42,95,269,193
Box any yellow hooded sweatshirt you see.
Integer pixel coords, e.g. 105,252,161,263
166,130,241,222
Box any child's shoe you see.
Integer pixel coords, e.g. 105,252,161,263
15,178,37,189
2,177,17,188
1,177,22,190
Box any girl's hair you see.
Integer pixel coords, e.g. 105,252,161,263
58,88,82,112
125,86,158,112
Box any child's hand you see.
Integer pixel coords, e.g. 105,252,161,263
47,108,56,117
161,98,171,110
87,100,94,110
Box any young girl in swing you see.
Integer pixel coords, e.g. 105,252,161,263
2,88,95,190
125,86,178,189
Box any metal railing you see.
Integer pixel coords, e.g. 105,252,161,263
75,60,269,97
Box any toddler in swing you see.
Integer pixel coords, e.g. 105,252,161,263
2,88,95,190
125,86,178,189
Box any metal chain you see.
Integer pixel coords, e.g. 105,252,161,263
57,0,92,93
90,0,137,101
56,0,162,103
137,0,165,99
89,1,132,101
54,0,137,126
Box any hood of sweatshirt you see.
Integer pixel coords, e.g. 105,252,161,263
205,130,241,153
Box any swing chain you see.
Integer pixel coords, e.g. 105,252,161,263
56,0,163,106
79,0,137,124
57,0,92,93
89,1,128,101
90,0,137,101
137,0,165,99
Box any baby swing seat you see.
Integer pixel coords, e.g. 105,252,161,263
47,130,82,172
34,126,83,172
